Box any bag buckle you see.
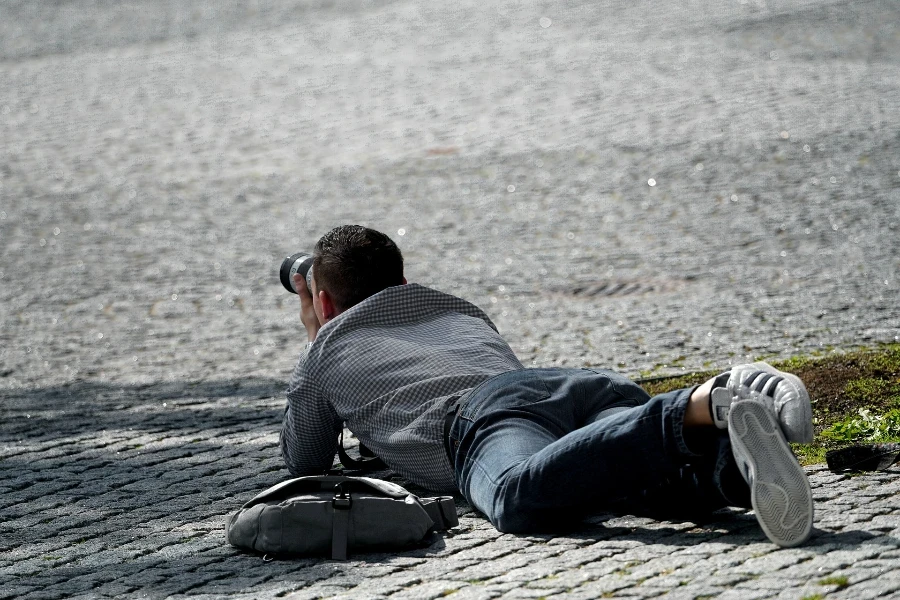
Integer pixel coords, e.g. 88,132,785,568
332,483,352,509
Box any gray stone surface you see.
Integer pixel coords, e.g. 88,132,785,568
1,0,899,598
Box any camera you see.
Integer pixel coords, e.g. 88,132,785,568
280,252,314,294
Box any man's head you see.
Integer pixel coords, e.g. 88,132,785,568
311,225,405,315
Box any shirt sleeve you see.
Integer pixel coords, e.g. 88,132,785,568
280,347,343,476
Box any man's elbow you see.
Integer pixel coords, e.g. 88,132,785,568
280,432,332,476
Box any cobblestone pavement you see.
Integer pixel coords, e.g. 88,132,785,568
2,0,900,598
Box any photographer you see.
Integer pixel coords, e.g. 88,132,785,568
281,225,815,547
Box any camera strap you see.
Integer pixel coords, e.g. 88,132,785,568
336,430,388,472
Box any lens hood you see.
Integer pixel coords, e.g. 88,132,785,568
280,252,314,293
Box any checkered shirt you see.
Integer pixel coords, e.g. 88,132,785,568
281,283,523,492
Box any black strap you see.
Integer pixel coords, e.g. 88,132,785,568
331,483,351,560
336,430,387,472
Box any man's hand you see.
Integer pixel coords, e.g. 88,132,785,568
294,273,321,343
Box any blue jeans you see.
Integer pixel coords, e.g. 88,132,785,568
448,368,750,533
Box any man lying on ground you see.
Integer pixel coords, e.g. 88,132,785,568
281,225,814,547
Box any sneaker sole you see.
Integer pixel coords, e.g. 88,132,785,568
729,400,814,547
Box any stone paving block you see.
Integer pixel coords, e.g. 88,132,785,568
658,586,730,600
869,514,900,530
296,589,388,600
564,559,633,583
670,540,738,557
196,576,285,596
822,547,885,565
776,559,845,580
498,587,562,599
324,570,423,595
730,548,809,575
408,585,500,600
448,540,517,563
393,579,478,600
634,559,738,589
714,587,775,600
627,553,707,580
156,572,231,595
694,572,755,588
523,569,598,592
772,584,831,600
453,552,552,583
556,543,627,568
17,591,74,600
0,586,37,600
497,559,573,587
305,581,381,599
740,575,816,591
557,572,642,598
828,579,900,600
405,558,480,579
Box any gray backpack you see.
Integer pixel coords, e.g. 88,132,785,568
226,475,458,560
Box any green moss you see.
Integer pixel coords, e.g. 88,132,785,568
861,344,900,372
792,443,827,466
638,344,900,465
639,371,716,396
844,378,900,405
819,575,849,588
772,354,815,372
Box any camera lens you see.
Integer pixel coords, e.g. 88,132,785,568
280,252,314,294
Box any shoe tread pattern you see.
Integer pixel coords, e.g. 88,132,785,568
729,401,813,547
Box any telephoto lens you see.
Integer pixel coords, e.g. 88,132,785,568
280,252,314,294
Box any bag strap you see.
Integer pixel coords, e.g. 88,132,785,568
336,430,387,472
419,496,459,530
327,482,457,560
331,482,352,560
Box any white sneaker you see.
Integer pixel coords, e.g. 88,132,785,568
710,362,814,443
728,400,814,547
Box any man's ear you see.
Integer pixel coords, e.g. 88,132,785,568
318,289,339,322
401,277,407,285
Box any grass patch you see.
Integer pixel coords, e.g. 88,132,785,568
821,408,900,443
639,344,900,465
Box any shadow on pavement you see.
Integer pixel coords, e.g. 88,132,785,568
1,377,287,442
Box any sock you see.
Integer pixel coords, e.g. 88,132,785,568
708,371,732,429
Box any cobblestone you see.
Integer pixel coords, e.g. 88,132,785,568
3,0,900,598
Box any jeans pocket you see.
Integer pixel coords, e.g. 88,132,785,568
580,368,651,408
458,370,553,422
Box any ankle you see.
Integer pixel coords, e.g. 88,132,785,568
685,382,715,427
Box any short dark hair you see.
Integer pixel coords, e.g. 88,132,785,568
312,225,404,311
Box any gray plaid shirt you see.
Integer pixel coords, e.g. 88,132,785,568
281,283,523,492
